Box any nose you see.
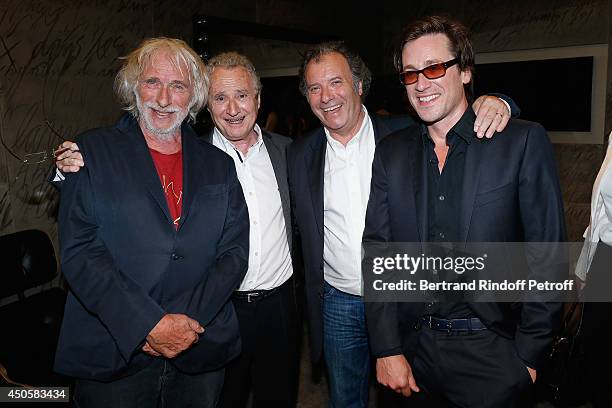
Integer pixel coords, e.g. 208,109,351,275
320,85,332,104
227,97,239,116
414,72,431,91
156,85,171,108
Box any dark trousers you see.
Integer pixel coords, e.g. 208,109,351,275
218,278,300,408
73,358,224,408
399,326,534,408
582,242,612,408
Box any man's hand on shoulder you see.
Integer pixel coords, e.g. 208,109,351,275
376,354,420,397
55,141,84,173
472,95,511,138
145,314,204,359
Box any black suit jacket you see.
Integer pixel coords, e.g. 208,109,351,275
363,109,566,370
55,115,250,380
287,114,410,363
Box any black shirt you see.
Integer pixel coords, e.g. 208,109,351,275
423,108,477,318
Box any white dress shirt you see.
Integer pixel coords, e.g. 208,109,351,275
212,125,293,290
576,131,612,281
323,106,376,295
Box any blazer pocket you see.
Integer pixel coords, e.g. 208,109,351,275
197,184,228,197
474,182,514,207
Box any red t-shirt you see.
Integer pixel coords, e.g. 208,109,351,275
149,148,183,229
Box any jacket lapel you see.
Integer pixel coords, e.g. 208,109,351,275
413,135,428,242
305,130,326,241
118,117,173,225
262,131,293,244
459,140,485,243
177,125,200,229
371,115,391,144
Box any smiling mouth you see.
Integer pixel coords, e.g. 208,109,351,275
152,110,174,117
149,106,179,118
225,117,245,125
418,94,440,103
322,104,341,113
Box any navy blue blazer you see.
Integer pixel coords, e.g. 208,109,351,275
363,110,566,370
55,115,249,380
287,114,409,363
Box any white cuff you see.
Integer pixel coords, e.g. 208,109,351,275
52,168,66,182
498,97,511,116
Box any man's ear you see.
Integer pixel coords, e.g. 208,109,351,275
461,68,472,85
257,93,261,110
358,80,363,96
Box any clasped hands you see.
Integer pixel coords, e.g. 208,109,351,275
142,313,204,359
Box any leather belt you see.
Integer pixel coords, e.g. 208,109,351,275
421,316,487,333
232,285,282,303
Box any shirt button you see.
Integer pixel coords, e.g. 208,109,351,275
253,221,258,225
255,252,259,256
439,195,445,201
439,232,445,239
249,191,253,196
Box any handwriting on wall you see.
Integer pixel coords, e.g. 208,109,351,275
0,0,152,236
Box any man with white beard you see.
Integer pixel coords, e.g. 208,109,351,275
54,37,249,408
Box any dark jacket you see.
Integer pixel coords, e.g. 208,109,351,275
55,115,249,380
363,110,566,370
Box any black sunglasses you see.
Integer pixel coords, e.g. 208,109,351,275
398,58,459,85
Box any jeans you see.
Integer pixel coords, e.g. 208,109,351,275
73,359,224,408
322,281,370,408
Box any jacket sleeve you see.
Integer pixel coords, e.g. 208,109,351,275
58,141,165,362
514,122,566,370
362,141,404,358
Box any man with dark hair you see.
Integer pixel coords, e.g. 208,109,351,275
54,38,249,407
363,15,565,407
289,40,517,407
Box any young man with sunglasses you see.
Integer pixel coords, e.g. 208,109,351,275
288,41,518,407
363,15,565,407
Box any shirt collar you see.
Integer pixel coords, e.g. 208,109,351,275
324,105,370,150
212,123,264,157
420,107,476,146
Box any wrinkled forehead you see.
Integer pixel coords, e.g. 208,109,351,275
209,65,258,93
140,49,192,83
306,52,352,81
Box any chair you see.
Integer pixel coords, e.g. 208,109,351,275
0,229,69,386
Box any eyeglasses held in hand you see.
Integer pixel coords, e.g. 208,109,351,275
398,58,459,85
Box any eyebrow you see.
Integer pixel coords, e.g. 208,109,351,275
169,79,189,86
142,77,189,86
402,58,445,71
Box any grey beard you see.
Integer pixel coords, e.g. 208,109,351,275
141,118,182,141
136,94,186,141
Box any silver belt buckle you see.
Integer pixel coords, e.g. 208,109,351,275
247,292,258,303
